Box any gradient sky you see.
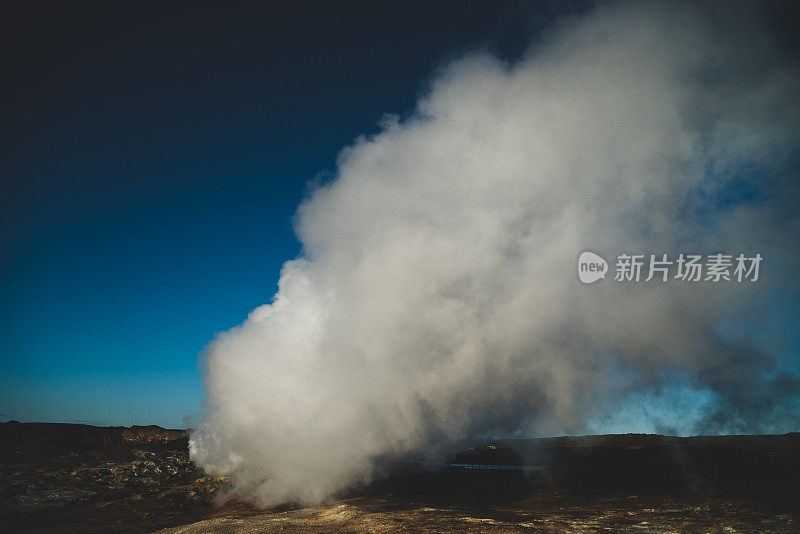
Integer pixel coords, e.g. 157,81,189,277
0,1,593,428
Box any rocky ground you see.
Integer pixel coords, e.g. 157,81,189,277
1,421,799,532
0,421,229,532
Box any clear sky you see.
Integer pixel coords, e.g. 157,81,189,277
0,1,590,428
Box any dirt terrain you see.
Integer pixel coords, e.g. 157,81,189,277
1,421,798,532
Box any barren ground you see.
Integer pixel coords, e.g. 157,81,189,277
1,422,798,533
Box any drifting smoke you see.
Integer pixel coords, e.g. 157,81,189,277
191,1,800,506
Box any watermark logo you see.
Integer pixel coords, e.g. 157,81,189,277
578,251,609,284
578,252,762,283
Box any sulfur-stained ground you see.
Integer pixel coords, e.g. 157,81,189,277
156,492,798,533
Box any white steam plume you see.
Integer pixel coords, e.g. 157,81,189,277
191,0,800,506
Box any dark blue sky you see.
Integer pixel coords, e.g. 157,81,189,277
0,1,590,427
